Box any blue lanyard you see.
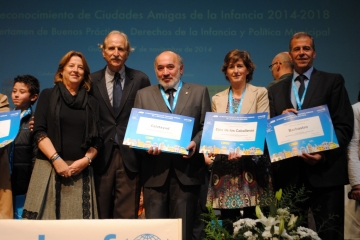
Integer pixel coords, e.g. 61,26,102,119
160,81,183,112
291,76,309,110
228,87,246,114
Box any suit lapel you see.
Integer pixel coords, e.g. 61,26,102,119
217,88,229,113
241,84,255,114
152,85,171,113
96,69,114,116
174,83,190,115
283,76,295,108
302,69,320,109
117,68,134,117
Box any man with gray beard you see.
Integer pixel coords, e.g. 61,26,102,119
134,51,211,240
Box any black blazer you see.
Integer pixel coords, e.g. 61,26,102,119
134,83,211,187
90,66,150,174
268,68,354,188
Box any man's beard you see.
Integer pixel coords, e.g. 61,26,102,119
158,71,181,89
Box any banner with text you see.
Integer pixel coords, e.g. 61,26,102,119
0,219,181,240
0,1,359,104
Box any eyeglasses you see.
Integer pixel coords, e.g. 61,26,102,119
268,62,281,70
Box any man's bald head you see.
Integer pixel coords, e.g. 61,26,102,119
270,52,293,80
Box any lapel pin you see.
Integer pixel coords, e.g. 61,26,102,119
185,92,188,95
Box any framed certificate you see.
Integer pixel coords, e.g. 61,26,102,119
199,112,268,155
123,108,195,155
266,105,339,162
0,110,21,148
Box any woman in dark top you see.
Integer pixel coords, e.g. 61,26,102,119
22,51,102,219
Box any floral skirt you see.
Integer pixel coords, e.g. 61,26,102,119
22,158,98,219
207,154,273,209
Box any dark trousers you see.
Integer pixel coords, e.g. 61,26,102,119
272,160,345,239
192,168,210,240
273,172,345,239
95,146,140,219
144,168,200,240
307,185,344,240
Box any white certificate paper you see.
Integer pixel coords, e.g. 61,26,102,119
124,108,195,155
212,121,257,142
0,110,21,148
199,112,268,155
266,105,339,162
0,119,11,138
136,117,183,140
274,116,324,145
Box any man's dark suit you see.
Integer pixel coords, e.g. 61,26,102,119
90,66,150,218
268,68,354,239
134,82,211,239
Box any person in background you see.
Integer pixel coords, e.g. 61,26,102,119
7,75,39,219
90,30,150,219
22,51,102,219
345,90,360,239
0,93,12,219
206,49,272,234
267,52,293,89
0,94,10,110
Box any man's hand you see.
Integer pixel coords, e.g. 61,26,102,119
204,154,214,165
147,147,161,155
299,152,323,165
349,185,360,201
228,152,242,160
282,108,298,114
183,141,196,158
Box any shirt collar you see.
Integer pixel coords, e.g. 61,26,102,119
15,106,32,119
293,66,314,80
106,66,126,83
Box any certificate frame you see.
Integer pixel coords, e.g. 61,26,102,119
266,105,339,162
123,108,195,155
199,112,268,155
0,110,21,148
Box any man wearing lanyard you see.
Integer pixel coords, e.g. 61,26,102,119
268,32,353,240
134,51,211,240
